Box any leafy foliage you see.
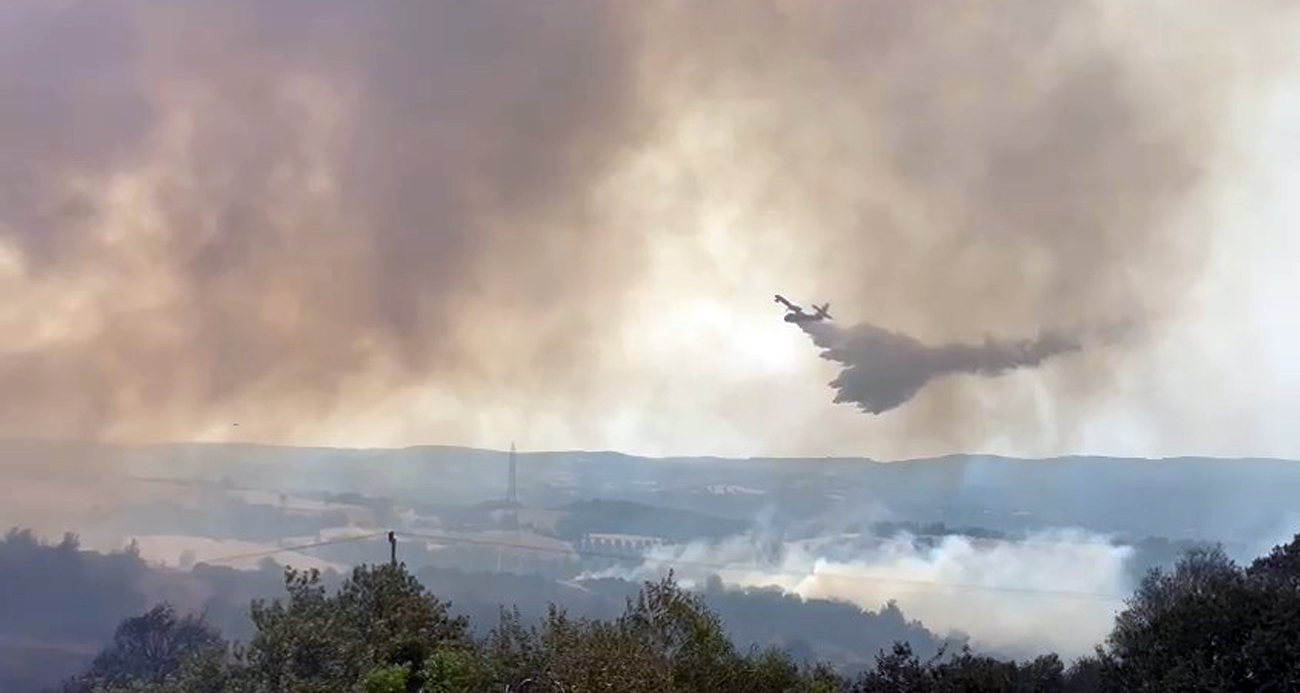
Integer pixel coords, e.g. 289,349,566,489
0,526,954,688
240,564,469,692
362,665,409,693
58,604,225,693
1098,538,1300,692
56,533,1300,693
847,642,1068,693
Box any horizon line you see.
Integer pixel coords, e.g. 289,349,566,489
0,436,1295,464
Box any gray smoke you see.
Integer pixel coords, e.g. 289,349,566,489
0,0,654,441
800,321,1085,415
0,0,1293,450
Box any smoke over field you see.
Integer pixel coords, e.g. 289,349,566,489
599,529,1134,658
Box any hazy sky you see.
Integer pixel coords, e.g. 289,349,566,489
2,1,1298,460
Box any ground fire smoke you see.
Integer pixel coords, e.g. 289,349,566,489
800,321,1083,414
590,528,1134,659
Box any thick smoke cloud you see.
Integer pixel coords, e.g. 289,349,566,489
0,0,654,441
800,321,1083,414
0,0,1292,448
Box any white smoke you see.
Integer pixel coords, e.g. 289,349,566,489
589,529,1134,659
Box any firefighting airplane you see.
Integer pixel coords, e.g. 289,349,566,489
774,294,832,323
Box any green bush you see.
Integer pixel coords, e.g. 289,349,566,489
65,533,1300,693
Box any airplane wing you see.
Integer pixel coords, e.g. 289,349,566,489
775,294,801,311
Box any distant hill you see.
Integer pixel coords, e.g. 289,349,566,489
6,439,1300,544
553,499,749,542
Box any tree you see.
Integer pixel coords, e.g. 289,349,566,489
474,572,840,693
852,642,937,693
49,532,1300,693
1099,539,1300,692
1016,654,1066,693
363,665,410,693
240,563,469,692
1063,656,1102,693
1247,534,1300,590
618,572,740,691
420,649,479,693
851,642,1073,693
60,604,225,693
1240,534,1300,689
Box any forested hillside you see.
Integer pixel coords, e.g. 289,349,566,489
0,529,950,692
48,532,1300,692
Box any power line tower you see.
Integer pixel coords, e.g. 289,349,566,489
506,441,518,506
500,442,520,533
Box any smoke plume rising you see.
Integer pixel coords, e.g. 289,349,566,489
0,0,1294,451
799,321,1085,415
598,529,1134,659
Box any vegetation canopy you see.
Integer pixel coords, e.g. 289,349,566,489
49,532,1300,692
